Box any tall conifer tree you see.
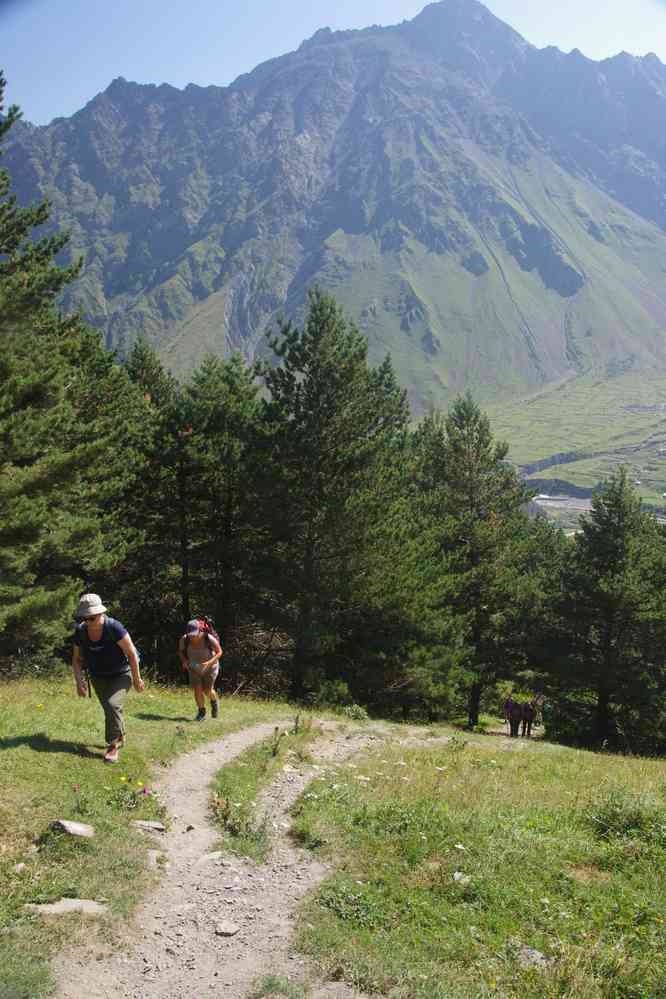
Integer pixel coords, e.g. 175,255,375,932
0,75,100,649
555,468,666,747
257,289,408,697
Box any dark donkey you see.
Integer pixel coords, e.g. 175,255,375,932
521,700,536,738
505,694,523,737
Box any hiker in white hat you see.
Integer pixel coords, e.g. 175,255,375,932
71,593,144,763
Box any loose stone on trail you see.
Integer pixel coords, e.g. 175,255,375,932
132,820,166,832
214,921,241,937
196,851,225,865
25,898,108,916
51,819,95,838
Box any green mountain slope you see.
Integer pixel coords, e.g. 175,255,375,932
7,0,666,489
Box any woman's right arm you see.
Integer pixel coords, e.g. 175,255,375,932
72,645,87,698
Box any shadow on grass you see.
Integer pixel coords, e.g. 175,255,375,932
134,712,191,722
0,732,105,758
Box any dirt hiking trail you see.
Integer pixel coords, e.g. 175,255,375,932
53,719,548,998
54,720,372,999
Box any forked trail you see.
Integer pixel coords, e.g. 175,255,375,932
54,720,370,999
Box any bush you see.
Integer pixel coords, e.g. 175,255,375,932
584,785,666,843
543,695,598,746
341,703,369,721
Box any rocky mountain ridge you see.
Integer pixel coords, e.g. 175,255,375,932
7,0,666,419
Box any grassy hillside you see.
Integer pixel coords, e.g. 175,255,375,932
0,675,289,999
293,734,666,998
488,370,666,505
2,676,665,999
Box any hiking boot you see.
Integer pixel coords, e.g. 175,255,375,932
104,744,119,764
211,699,219,719
195,707,206,722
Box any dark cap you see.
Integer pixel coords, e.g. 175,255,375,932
186,619,201,635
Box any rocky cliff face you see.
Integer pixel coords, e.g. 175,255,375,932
7,0,666,411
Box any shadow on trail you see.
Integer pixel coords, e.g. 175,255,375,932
0,732,105,758
134,712,191,722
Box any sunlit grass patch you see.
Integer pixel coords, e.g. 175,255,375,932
211,716,321,861
248,974,310,999
293,737,666,998
0,673,289,999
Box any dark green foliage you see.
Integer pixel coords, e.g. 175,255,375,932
255,289,410,698
0,77,152,660
406,394,552,727
4,68,666,750
548,468,666,751
0,77,117,652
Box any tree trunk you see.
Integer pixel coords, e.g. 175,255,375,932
292,538,315,701
177,451,190,624
594,686,611,745
467,680,483,729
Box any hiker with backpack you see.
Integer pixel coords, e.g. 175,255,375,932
178,618,222,721
71,593,144,763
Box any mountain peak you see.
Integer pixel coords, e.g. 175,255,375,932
401,0,530,87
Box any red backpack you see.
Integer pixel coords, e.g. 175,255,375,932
184,617,221,654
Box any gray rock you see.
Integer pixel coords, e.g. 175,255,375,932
132,820,166,832
25,898,108,916
516,944,552,968
51,819,95,838
14,862,27,873
196,851,225,865
215,921,240,937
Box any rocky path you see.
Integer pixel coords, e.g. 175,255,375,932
54,720,370,999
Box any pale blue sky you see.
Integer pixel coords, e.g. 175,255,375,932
3,0,666,125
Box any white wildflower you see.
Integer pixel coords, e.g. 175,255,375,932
453,871,471,885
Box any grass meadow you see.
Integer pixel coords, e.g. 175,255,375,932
2,674,666,999
0,672,289,999
291,735,666,999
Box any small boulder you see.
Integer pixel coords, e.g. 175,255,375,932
516,944,552,968
25,898,108,916
452,871,471,885
214,921,240,937
132,820,166,833
51,819,95,838
196,851,225,865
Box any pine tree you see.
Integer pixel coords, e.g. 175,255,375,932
0,75,101,650
256,289,409,698
115,340,187,666
184,354,261,640
556,468,666,748
429,393,535,727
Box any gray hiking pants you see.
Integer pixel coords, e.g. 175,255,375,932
91,672,132,745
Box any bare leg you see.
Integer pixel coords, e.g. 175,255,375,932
202,676,219,717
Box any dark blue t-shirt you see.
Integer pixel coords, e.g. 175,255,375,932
74,616,129,677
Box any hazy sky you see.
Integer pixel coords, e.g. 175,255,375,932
3,0,666,125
